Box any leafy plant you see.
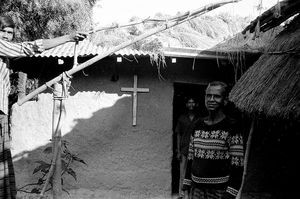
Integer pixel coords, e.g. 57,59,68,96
18,140,87,194
0,0,96,41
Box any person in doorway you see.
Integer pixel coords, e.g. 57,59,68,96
0,15,87,198
182,81,244,199
175,96,200,199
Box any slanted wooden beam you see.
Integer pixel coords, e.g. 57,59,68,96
242,0,300,34
17,0,241,106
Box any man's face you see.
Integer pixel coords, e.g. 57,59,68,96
186,98,196,111
0,27,14,41
205,85,225,112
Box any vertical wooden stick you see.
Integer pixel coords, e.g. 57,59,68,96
17,72,27,100
238,118,255,199
52,83,65,198
132,75,137,126
73,41,79,67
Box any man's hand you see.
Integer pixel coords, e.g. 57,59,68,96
69,32,88,42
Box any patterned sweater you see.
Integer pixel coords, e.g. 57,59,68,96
182,117,244,197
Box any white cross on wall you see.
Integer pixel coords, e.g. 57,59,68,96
121,75,150,126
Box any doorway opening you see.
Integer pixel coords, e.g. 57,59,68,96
171,82,207,195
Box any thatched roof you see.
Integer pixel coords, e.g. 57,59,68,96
229,15,300,120
208,0,298,58
209,27,282,53
242,0,300,34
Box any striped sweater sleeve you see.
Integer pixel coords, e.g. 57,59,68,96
182,134,194,191
0,39,44,58
226,130,244,197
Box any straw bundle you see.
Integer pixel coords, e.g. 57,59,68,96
229,15,300,120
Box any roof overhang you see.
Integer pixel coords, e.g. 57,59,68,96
163,47,228,59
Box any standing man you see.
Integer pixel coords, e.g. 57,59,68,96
175,97,200,199
183,81,244,199
0,15,87,199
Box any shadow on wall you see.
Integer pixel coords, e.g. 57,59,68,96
11,91,172,198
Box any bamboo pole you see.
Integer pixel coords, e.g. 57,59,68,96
17,0,240,106
51,83,66,198
73,41,79,67
39,81,67,199
39,141,59,198
88,1,241,34
237,118,255,199
40,82,67,198
17,72,27,99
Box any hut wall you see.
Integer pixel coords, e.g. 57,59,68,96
241,119,300,199
10,56,232,198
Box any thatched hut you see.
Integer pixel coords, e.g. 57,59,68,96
229,0,300,119
229,15,300,120
227,1,300,198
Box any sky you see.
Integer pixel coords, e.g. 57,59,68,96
92,0,280,27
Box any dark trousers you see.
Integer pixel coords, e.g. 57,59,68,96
0,114,16,199
190,187,225,199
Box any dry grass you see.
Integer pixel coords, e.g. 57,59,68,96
229,15,300,119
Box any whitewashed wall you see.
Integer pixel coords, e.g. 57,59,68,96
11,74,174,198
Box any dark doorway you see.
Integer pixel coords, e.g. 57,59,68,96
171,82,207,195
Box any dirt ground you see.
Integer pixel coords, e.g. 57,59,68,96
17,189,179,199
17,190,274,199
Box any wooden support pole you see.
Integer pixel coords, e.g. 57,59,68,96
237,118,255,199
17,72,27,100
39,80,68,199
73,41,79,67
51,83,66,198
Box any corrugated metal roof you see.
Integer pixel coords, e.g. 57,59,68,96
113,48,153,56
32,40,231,59
33,40,252,59
163,47,228,59
33,39,154,58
